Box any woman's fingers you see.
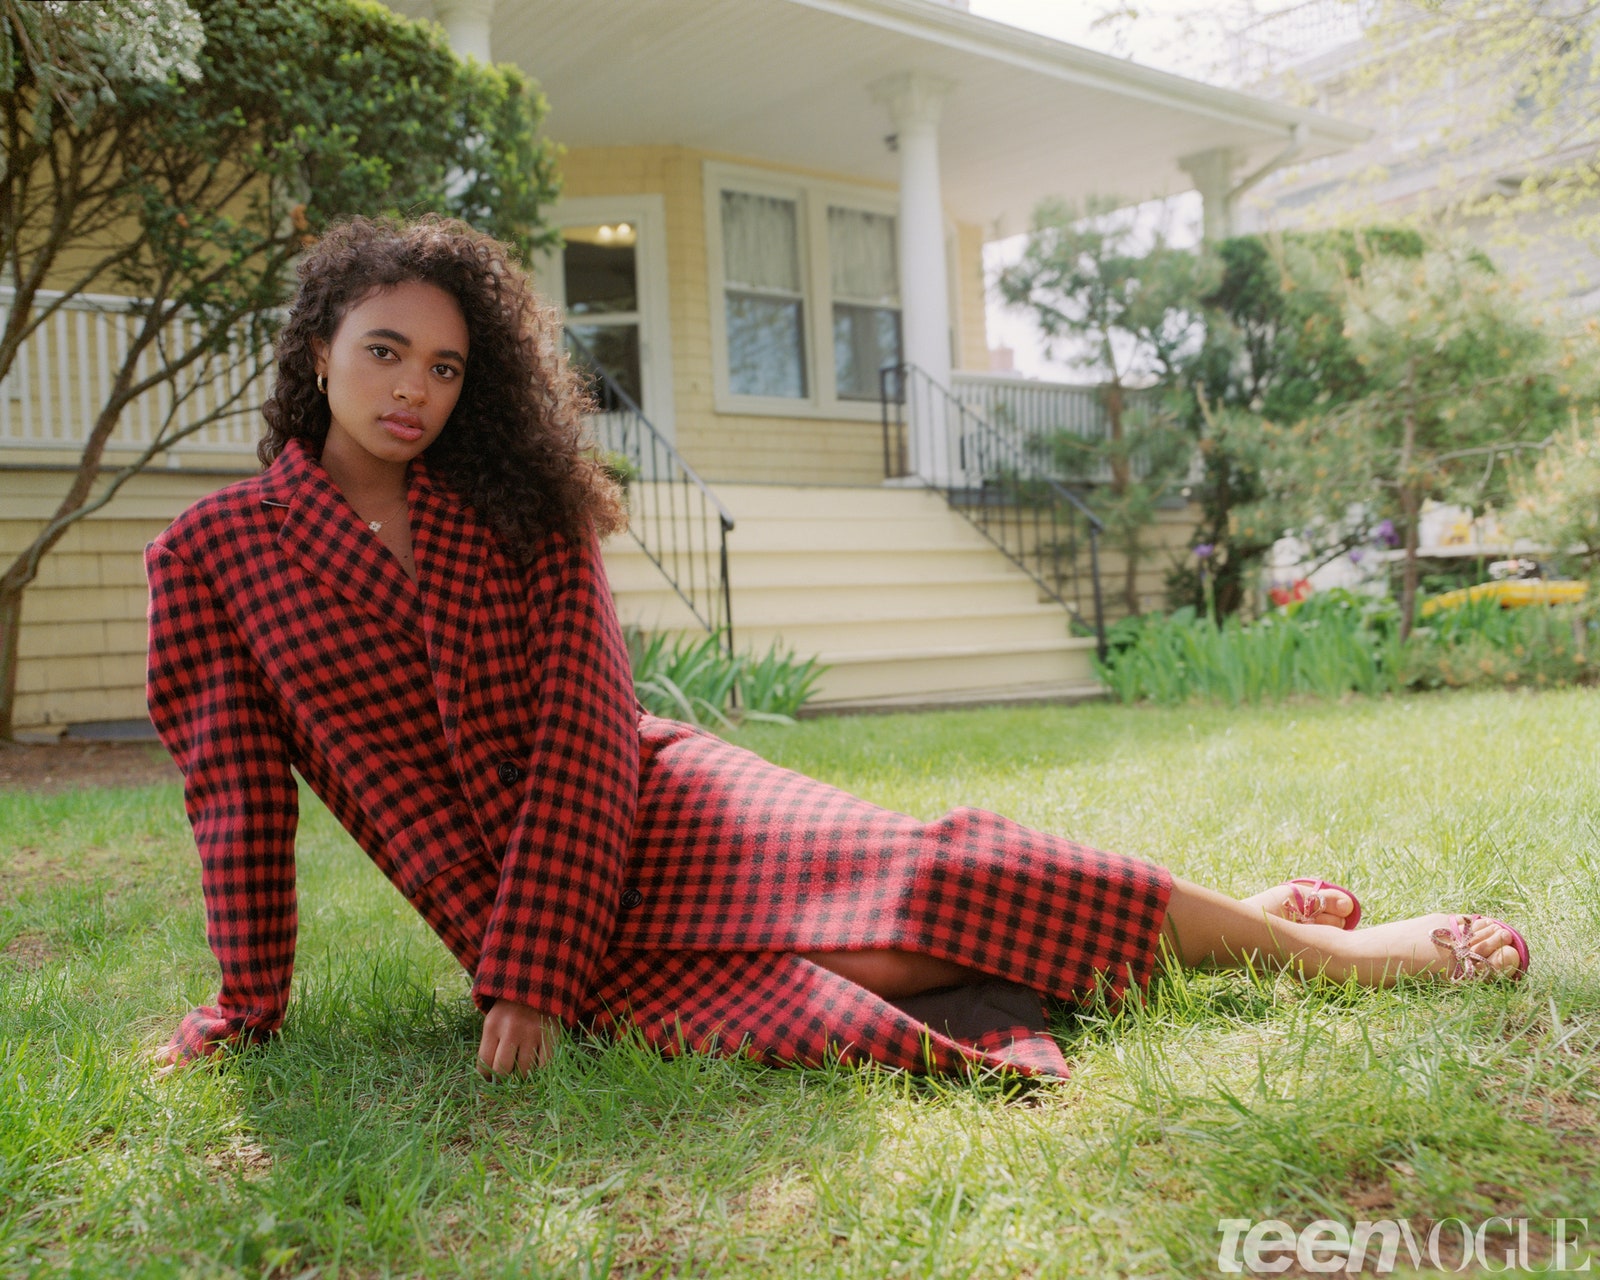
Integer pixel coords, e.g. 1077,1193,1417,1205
477,1001,559,1077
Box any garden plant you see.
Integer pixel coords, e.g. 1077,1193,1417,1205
1097,587,1596,706
626,629,827,727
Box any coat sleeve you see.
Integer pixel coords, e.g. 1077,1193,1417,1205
471,530,640,1022
146,539,299,1061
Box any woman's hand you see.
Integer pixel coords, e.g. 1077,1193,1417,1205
477,999,562,1077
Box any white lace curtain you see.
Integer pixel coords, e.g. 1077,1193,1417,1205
722,192,801,293
828,207,898,305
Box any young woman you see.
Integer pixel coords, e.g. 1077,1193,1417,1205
147,217,1529,1080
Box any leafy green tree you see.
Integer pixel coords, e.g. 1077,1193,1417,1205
0,0,560,738
1329,1,1600,244
997,197,1218,616
1225,240,1593,637
1174,228,1426,615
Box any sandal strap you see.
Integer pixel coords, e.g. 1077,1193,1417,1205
1432,920,1487,981
1284,885,1324,923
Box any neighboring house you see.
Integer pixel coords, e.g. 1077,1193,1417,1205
0,0,1364,732
1235,0,1600,311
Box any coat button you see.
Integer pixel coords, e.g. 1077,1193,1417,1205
620,888,643,909
497,760,524,785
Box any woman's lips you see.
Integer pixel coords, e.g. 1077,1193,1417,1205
380,413,424,442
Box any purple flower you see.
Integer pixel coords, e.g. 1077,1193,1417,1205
1194,543,1216,560
1373,519,1398,549
1349,548,1366,564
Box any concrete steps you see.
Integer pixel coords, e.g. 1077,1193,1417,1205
603,482,1102,710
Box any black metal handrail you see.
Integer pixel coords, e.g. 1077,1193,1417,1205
564,329,736,655
880,362,1107,661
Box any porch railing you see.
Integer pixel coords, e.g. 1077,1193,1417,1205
880,362,1107,661
951,371,1111,447
950,372,1174,485
563,328,736,654
0,285,270,455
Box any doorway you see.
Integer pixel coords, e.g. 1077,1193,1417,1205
540,194,675,446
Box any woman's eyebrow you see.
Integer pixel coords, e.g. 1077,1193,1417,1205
363,328,466,363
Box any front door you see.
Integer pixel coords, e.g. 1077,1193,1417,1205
541,194,674,450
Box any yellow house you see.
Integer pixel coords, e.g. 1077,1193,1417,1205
0,0,1364,733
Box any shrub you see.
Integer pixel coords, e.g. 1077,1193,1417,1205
1098,588,1594,705
626,630,827,728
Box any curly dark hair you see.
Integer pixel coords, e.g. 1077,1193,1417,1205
261,215,625,552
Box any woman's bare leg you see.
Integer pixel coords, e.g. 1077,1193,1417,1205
1163,878,1524,984
801,949,976,998
804,877,1523,1000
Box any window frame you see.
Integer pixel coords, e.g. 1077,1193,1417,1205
704,161,900,421
537,193,676,443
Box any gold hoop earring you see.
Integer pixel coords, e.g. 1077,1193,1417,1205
317,374,327,394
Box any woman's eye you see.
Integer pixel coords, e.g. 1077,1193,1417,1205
367,344,395,360
433,364,461,380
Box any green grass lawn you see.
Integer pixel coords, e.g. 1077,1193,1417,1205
4,688,1599,1278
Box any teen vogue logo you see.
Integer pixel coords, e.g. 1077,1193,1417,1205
1217,1216,1595,1273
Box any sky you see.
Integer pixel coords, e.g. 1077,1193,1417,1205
967,0,1223,79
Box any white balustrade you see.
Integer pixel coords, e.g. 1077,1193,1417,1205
0,286,271,456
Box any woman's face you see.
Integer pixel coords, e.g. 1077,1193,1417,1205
312,280,470,472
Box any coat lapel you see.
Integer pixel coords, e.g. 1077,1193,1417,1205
271,439,423,636
407,461,487,744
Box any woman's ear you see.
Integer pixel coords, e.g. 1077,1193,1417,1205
311,338,329,378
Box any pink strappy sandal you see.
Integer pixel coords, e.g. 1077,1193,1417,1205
1284,877,1363,931
1431,914,1531,982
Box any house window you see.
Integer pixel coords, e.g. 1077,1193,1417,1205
828,206,900,401
721,191,807,398
708,164,903,416
563,223,642,409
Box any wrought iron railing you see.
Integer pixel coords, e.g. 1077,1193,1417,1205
563,328,736,654
881,362,1107,661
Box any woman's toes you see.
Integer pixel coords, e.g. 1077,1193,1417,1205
1314,889,1356,927
1243,881,1357,929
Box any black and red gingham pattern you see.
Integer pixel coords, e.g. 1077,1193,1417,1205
148,439,1172,1075
149,440,638,1054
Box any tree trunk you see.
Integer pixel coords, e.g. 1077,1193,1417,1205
1397,366,1420,641
1121,531,1142,618
0,534,66,741
1398,486,1421,641
1103,381,1142,615
0,578,24,741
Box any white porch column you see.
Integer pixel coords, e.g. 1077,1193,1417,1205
433,0,494,61
1179,146,1238,243
872,71,956,485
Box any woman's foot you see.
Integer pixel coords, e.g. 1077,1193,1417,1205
1313,913,1527,986
1242,879,1360,930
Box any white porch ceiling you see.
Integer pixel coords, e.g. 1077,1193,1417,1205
387,0,1368,236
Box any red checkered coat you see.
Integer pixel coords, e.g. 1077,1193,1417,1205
147,439,1171,1076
